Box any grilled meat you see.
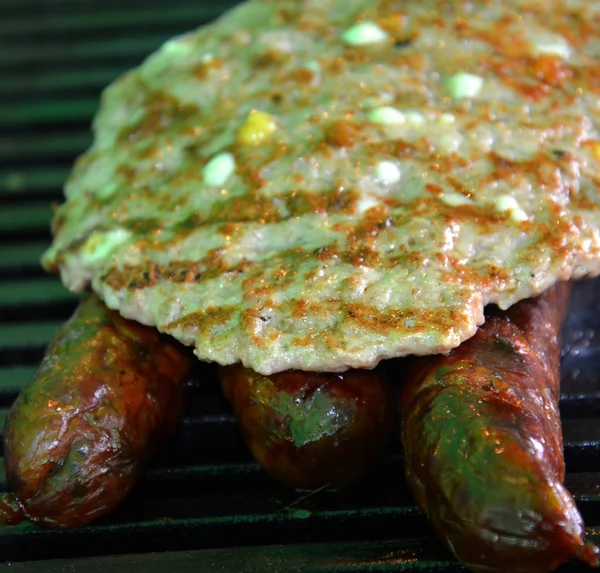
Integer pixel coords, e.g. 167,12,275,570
220,365,394,488
0,295,192,529
399,284,599,572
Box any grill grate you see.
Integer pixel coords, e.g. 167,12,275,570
2,2,600,571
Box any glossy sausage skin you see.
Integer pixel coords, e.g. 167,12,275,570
399,283,599,572
220,365,394,489
0,294,192,529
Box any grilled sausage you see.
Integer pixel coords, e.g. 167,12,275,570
220,365,394,489
399,283,599,572
0,294,192,529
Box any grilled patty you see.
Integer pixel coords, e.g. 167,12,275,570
44,0,600,373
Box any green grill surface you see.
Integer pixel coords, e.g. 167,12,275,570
2,2,600,572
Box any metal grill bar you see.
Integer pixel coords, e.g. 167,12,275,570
0,67,128,97
6,539,466,573
0,33,181,69
2,0,221,6
0,98,98,124
0,133,91,167
0,4,240,37
0,167,70,195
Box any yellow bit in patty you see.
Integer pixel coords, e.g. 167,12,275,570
237,111,277,146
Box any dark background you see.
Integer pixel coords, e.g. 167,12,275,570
1,0,600,571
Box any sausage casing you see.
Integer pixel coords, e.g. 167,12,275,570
1,294,192,529
399,284,599,572
220,365,394,489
